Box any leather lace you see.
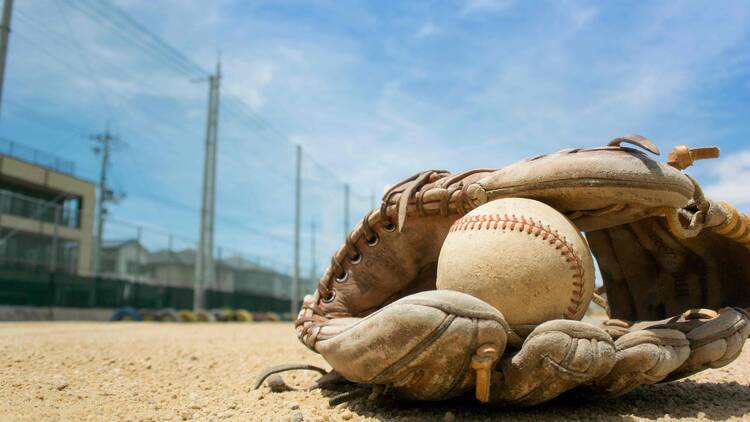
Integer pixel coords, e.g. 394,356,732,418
316,170,453,302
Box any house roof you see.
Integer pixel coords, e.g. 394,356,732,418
146,249,272,272
221,255,264,271
147,249,195,265
101,239,148,252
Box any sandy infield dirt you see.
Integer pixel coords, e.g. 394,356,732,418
1,322,749,422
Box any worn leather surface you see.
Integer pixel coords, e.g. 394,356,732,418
471,146,693,231
291,136,750,406
491,320,616,405
588,217,750,321
315,290,508,401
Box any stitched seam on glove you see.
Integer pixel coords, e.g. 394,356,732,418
309,170,475,323
449,213,586,319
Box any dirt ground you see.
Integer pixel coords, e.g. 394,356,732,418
1,322,749,422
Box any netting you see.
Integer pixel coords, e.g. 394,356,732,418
0,0,375,300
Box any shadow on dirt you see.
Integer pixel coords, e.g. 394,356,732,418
331,380,750,421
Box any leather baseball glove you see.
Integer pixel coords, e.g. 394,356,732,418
257,135,750,406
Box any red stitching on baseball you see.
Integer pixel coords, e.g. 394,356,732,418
450,213,587,319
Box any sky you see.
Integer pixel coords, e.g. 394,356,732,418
1,0,749,277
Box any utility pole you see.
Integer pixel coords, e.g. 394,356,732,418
0,0,14,118
194,60,221,312
343,183,350,237
370,190,376,210
292,144,301,316
91,131,117,276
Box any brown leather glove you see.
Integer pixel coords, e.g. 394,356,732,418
289,135,750,406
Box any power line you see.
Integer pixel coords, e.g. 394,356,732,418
13,8,71,41
2,100,92,139
125,190,292,245
55,0,113,120
11,15,245,174
22,0,368,198
10,0,374,276
11,8,207,143
56,0,361,194
84,0,206,75
222,97,370,199
7,33,198,150
223,98,367,195
62,0,206,78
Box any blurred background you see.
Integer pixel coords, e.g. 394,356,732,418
0,0,747,321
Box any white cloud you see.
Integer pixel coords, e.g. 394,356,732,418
570,7,597,31
461,0,515,16
415,23,439,39
223,60,275,110
702,150,750,210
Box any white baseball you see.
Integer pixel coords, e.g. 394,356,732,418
436,198,595,326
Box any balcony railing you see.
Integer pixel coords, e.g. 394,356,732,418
0,190,80,228
0,138,76,176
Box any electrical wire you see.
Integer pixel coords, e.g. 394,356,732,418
8,0,373,276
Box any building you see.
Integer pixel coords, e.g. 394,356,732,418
0,140,95,274
0,140,313,303
93,237,306,298
144,247,307,299
100,239,149,280
145,248,196,288
145,248,276,294
222,255,291,297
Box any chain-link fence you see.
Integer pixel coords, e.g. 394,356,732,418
0,266,289,313
0,0,379,306
100,218,315,302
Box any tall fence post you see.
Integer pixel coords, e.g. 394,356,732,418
136,226,143,282
292,144,301,316
216,246,222,294
344,183,350,238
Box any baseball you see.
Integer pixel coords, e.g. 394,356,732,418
436,198,595,326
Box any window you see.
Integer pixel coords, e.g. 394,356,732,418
0,230,79,272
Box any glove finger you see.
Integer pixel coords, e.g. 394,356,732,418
590,328,690,397
491,320,615,406
665,307,750,381
314,290,509,401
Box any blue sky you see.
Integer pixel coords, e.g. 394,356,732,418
2,0,750,276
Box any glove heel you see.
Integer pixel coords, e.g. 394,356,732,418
315,290,510,401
